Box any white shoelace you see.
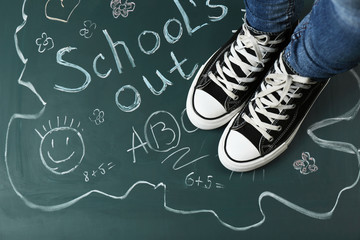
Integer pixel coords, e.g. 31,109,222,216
242,55,316,142
208,23,283,100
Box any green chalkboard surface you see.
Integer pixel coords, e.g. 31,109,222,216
1,1,360,239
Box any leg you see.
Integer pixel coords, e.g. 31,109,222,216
245,0,303,33
186,1,300,130
217,0,360,172
284,0,360,79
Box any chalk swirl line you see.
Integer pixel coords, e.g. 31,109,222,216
5,0,360,231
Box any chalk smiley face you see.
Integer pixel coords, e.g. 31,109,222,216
39,126,85,175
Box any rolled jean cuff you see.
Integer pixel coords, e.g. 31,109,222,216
284,0,360,79
245,0,301,33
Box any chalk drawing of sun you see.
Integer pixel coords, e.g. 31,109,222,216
35,116,85,175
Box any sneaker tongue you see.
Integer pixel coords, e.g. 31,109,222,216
228,48,252,79
256,99,275,124
255,83,283,124
217,52,247,86
222,38,256,85
225,27,283,84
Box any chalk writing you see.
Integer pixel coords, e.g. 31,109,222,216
93,53,112,79
144,111,181,152
138,31,161,55
9,0,360,234
185,172,224,190
180,108,198,134
46,1,225,112
115,85,141,112
142,70,173,96
169,51,198,80
128,110,207,169
83,162,116,182
206,0,229,22
163,18,183,44
102,29,136,74
173,0,228,36
55,47,92,93
127,110,180,162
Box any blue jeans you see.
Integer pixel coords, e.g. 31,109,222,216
245,0,360,79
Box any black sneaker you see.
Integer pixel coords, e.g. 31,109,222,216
186,20,294,130
218,53,329,172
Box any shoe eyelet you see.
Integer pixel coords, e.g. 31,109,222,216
244,86,249,91
233,95,239,100
285,115,289,120
268,137,274,142
298,93,303,98
291,104,296,109
277,126,282,131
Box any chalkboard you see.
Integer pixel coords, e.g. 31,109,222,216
1,1,360,239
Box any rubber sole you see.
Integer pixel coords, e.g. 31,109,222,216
218,115,300,172
218,79,330,172
186,62,244,130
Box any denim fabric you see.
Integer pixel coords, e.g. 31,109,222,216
284,0,360,79
245,0,303,33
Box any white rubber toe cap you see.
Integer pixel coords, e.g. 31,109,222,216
193,89,226,118
225,130,261,161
